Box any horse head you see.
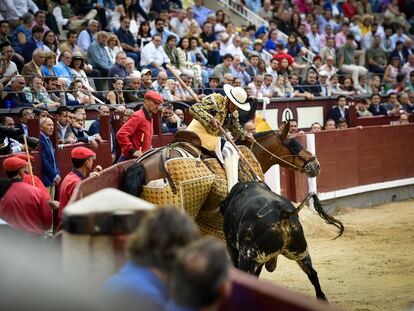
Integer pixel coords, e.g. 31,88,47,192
244,121,320,177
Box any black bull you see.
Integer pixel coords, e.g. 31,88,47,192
220,182,344,301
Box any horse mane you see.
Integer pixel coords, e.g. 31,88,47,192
253,130,277,138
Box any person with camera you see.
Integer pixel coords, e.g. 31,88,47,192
160,103,180,134
0,116,24,154
0,156,52,236
0,42,18,87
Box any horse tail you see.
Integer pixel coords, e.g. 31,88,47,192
120,162,146,197
311,193,344,239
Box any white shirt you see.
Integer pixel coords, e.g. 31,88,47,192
4,61,18,77
140,42,170,67
219,33,235,56
266,67,278,83
226,44,245,62
260,84,274,98
77,29,94,53
307,32,321,54
390,33,408,51
105,45,123,64
2,0,38,21
52,6,70,26
170,17,187,38
247,82,264,98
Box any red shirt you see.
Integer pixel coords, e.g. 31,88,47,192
273,52,294,66
22,173,51,201
116,108,153,157
58,170,83,222
0,182,52,235
342,3,357,18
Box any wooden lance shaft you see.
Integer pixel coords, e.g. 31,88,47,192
165,64,260,181
23,135,35,186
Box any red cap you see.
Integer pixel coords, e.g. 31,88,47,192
3,156,27,172
14,153,35,161
144,90,164,104
71,147,96,160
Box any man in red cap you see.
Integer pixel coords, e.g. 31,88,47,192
58,146,102,224
0,156,52,235
116,90,164,162
14,153,51,201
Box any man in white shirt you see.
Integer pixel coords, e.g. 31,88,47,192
266,59,279,83
260,74,275,98
169,10,187,38
247,75,264,98
77,19,99,53
140,34,170,77
390,25,408,51
0,42,18,86
224,35,245,62
2,0,38,27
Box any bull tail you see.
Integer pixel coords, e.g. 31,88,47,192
311,194,344,239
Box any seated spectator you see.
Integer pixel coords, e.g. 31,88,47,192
356,98,373,117
307,23,322,54
23,76,60,108
222,73,234,87
15,107,33,136
43,76,65,105
0,20,10,47
324,118,336,130
11,13,34,55
288,119,299,135
69,52,94,91
383,92,404,116
367,75,382,95
310,122,322,132
212,53,233,83
42,30,58,54
401,55,414,82
89,105,117,158
53,50,73,82
273,75,291,98
337,34,368,88
230,55,251,87
247,75,264,98
390,24,408,51
105,34,123,65
53,0,97,32
266,58,279,83
174,109,187,130
203,75,221,95
337,117,349,129
261,73,275,98
31,10,50,35
170,9,187,38
164,35,181,71
140,34,170,77
106,78,126,105
125,57,140,77
21,49,45,83
319,55,337,79
355,75,371,96
289,74,314,99
152,71,171,101
366,35,387,75
0,42,18,86
340,76,357,96
264,29,285,55
104,207,199,310
60,30,81,54
0,156,52,235
199,21,220,67
88,31,113,77
71,113,101,146
161,103,180,134
68,79,95,105
168,238,231,311
1,75,31,108
301,70,322,96
42,51,57,77
390,41,407,65
124,74,143,103
151,18,179,44
368,93,386,116
108,51,128,85
77,19,99,54
400,92,414,113
137,21,152,50
140,68,153,91
39,117,60,198
287,33,306,60
116,17,140,67
319,71,331,97
55,106,77,144
22,25,44,64
328,95,349,123
165,79,184,101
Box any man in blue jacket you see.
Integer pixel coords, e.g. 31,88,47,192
39,117,60,199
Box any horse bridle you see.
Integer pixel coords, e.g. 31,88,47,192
250,131,315,172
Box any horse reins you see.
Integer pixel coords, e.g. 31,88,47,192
250,138,309,171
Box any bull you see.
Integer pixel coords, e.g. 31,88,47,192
220,182,344,301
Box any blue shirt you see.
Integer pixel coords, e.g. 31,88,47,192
104,262,168,308
53,61,73,83
192,5,213,27
87,41,112,70
116,28,136,47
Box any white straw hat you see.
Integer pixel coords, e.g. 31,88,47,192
223,84,250,111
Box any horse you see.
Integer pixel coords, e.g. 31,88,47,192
133,120,320,186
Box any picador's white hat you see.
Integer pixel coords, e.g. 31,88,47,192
223,84,250,111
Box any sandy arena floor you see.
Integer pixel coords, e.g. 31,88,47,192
260,200,414,311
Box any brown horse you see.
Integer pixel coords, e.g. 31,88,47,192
136,121,320,185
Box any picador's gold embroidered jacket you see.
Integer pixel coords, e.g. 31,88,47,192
189,93,247,140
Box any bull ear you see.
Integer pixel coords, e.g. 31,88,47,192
279,121,290,143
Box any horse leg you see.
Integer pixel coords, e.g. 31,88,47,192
296,255,327,301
